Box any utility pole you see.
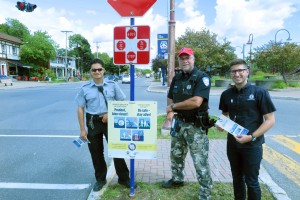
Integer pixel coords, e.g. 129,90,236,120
161,0,175,133
94,41,101,58
61,30,72,79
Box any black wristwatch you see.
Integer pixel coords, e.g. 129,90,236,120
251,134,257,142
170,103,175,111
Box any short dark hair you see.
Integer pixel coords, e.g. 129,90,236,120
90,58,104,68
230,59,247,68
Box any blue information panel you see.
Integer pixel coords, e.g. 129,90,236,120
157,34,168,60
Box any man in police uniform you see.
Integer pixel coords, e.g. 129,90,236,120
75,58,134,191
218,59,276,199
162,47,212,199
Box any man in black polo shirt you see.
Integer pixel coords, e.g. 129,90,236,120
218,59,276,200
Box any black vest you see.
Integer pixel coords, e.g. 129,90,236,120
172,69,208,118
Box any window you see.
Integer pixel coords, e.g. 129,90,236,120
1,44,6,54
12,47,17,55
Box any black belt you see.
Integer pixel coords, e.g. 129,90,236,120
86,113,103,120
176,115,195,123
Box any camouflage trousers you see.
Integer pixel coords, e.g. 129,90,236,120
170,121,212,200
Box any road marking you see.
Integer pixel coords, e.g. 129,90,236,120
0,135,76,138
271,135,300,154
263,144,300,187
0,182,90,190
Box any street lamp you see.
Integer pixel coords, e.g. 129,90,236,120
94,41,100,58
246,33,253,78
234,45,245,59
275,29,292,44
61,30,72,79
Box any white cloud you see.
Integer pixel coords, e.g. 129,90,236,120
210,0,299,45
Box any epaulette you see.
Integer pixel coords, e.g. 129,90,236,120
104,80,116,85
81,80,92,88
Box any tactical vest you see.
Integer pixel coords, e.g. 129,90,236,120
172,70,208,118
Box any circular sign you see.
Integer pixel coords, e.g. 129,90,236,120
116,41,126,50
127,51,136,61
127,29,136,39
137,40,147,50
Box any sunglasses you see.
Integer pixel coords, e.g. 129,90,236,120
91,68,104,72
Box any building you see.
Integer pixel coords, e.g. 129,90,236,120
0,32,31,77
49,55,77,79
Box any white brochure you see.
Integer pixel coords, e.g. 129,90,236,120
215,114,249,136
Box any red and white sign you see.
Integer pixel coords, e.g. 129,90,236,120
107,0,157,17
114,26,150,65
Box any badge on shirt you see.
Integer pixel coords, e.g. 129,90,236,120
202,77,209,86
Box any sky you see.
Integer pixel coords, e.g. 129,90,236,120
1,0,300,68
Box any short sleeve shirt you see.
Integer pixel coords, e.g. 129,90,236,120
75,79,126,115
168,68,211,117
219,83,276,148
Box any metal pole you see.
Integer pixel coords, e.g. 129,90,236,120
275,29,292,44
129,17,135,197
61,30,72,79
94,41,100,58
246,33,253,78
242,44,245,60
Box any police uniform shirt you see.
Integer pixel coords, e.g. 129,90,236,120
75,79,126,115
219,83,276,148
168,68,211,117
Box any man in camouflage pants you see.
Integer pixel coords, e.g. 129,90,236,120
162,47,212,199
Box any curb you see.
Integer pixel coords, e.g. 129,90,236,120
87,162,116,200
259,165,291,200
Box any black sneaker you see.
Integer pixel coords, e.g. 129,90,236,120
118,179,137,189
93,180,107,191
162,179,184,188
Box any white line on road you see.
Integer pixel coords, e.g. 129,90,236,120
0,135,77,138
0,182,90,190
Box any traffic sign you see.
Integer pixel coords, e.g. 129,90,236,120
157,34,168,60
114,26,150,65
107,0,157,17
116,41,126,50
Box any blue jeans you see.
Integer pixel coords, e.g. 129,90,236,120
227,143,262,200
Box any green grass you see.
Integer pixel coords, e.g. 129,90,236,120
101,181,274,200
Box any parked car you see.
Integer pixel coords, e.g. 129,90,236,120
122,74,131,84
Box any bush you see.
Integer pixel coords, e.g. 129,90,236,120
272,80,287,89
288,81,300,87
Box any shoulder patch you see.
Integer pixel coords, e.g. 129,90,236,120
202,77,210,87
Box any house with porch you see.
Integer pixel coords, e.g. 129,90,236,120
0,33,32,77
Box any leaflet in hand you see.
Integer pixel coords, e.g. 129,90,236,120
215,114,249,136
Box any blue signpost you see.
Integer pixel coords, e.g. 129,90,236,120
157,34,168,86
157,34,168,60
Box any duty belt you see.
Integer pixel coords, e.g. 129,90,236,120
86,113,104,130
176,114,195,123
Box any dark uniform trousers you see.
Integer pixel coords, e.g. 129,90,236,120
227,143,262,200
86,115,129,182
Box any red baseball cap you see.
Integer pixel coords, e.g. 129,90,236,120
178,47,194,57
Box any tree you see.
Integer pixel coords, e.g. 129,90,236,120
253,42,300,83
175,28,236,76
68,34,93,73
0,18,30,40
20,31,56,68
